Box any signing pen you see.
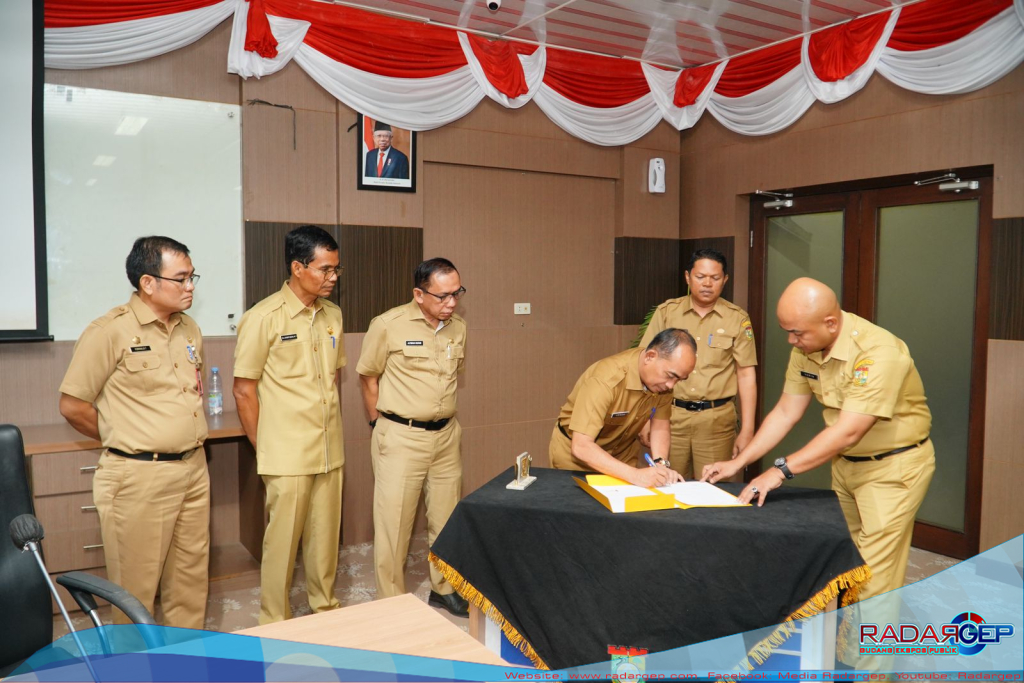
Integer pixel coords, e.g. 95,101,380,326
644,453,656,468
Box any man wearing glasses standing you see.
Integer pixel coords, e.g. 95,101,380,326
233,225,346,624
59,236,209,627
357,258,468,616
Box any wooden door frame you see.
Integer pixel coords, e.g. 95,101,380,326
747,173,991,559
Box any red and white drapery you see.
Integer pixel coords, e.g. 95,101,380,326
44,0,1024,145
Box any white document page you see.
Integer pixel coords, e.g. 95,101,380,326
656,481,745,507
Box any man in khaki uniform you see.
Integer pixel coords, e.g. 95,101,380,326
639,249,757,481
550,329,697,489
59,236,209,627
704,278,934,603
233,226,346,625
357,258,468,616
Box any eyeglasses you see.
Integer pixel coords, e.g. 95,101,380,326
304,264,344,279
420,286,467,303
150,274,200,287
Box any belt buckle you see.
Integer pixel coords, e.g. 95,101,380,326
693,402,704,412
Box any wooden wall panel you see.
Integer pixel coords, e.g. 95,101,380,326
981,340,1024,550
618,147,680,238
424,164,615,330
44,21,238,105
614,237,681,325
681,236,735,304
0,341,74,426
242,107,338,224
337,105,424,228
990,218,1024,341
338,225,423,333
241,61,337,115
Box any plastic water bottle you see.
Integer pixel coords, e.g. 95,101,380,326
207,367,223,416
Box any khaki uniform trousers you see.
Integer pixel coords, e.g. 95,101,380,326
668,401,739,481
834,440,935,671
92,448,210,628
833,440,935,601
259,466,343,625
371,417,462,599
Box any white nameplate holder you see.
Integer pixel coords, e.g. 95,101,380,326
506,451,536,490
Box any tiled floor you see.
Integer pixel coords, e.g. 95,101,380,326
53,534,962,639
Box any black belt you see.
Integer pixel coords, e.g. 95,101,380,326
841,438,929,462
108,447,192,462
558,422,571,440
379,412,451,431
673,397,733,412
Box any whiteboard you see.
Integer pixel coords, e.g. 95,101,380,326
44,85,242,340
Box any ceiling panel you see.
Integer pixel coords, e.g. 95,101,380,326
332,0,921,68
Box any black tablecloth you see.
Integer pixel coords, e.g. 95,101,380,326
430,467,866,671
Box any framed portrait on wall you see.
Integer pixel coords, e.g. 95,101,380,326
357,114,416,192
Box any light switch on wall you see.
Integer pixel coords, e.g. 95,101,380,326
514,303,531,315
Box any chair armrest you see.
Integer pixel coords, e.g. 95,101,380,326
57,571,157,626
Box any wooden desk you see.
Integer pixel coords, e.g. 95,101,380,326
239,594,508,667
20,412,245,456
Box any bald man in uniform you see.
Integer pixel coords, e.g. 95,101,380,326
703,278,934,603
639,249,757,481
59,236,209,627
550,329,697,489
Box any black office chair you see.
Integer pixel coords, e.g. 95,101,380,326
0,424,157,677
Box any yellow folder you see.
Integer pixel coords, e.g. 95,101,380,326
574,474,749,513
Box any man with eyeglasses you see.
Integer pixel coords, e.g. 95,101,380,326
356,258,468,616
59,236,210,627
233,225,347,624
549,329,696,487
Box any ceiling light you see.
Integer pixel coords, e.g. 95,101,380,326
115,116,148,136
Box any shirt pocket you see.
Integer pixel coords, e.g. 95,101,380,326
445,343,465,377
702,334,735,364
123,353,163,393
269,341,309,380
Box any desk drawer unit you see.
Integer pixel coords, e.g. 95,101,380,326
31,450,102,496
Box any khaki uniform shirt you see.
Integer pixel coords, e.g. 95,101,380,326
783,311,931,456
557,348,672,460
639,296,757,402
234,283,346,476
356,300,467,422
60,293,208,454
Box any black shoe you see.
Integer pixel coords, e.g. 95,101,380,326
428,590,469,617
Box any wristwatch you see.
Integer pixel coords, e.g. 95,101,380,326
369,419,377,428
774,456,794,479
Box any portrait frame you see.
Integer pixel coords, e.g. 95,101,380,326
357,114,416,193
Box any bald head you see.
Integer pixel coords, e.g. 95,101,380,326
776,278,843,354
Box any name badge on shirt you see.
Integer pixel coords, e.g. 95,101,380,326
611,411,629,418
130,345,151,353
281,334,298,341
406,340,424,346
800,371,819,380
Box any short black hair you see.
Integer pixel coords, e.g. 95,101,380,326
125,236,190,290
686,248,727,274
285,225,338,273
646,328,697,357
414,258,458,290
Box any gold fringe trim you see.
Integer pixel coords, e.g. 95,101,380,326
428,552,550,670
738,564,872,672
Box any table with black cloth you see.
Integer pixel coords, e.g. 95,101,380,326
429,467,867,671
